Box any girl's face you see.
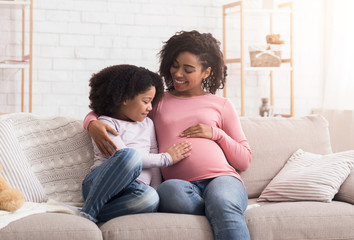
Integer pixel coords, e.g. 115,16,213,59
170,51,211,97
116,86,156,122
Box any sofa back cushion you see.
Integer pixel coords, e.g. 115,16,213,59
240,115,332,198
3,113,94,206
1,113,332,203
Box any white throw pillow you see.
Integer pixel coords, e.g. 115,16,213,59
9,114,94,207
0,120,47,202
258,149,354,203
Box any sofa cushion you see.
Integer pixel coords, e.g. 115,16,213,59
240,115,332,198
0,120,47,202
1,113,94,207
99,213,213,240
258,149,354,202
335,169,354,204
245,200,354,240
0,213,102,240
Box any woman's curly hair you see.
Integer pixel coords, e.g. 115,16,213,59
159,30,227,94
89,64,164,117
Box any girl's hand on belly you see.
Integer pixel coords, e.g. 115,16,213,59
180,123,213,139
166,141,192,164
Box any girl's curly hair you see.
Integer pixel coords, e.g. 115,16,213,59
89,64,164,117
158,30,227,94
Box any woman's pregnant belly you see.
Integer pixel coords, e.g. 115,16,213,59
161,137,236,181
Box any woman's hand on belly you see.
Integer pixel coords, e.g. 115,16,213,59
180,123,213,139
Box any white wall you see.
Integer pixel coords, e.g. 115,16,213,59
0,0,325,118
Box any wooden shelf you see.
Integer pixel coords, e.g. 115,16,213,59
0,0,33,113
0,1,30,8
222,0,294,117
227,8,292,15
0,62,29,69
245,66,292,72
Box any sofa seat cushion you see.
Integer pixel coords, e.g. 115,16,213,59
99,213,213,240
0,213,102,240
245,199,354,240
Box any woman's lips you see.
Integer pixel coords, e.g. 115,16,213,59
174,79,187,84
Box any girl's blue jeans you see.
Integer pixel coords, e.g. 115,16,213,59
157,176,250,240
80,148,159,222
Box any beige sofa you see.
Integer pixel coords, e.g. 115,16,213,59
0,113,353,240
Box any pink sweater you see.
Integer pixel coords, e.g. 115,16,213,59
149,92,251,183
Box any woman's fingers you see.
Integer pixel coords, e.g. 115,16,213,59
98,142,112,157
180,124,212,139
88,120,118,156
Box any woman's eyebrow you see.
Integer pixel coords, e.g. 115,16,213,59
183,64,196,69
175,59,196,69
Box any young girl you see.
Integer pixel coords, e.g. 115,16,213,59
81,64,191,223
85,31,251,240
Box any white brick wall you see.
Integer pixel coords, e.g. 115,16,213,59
0,0,324,118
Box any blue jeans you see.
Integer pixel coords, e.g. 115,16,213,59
81,148,159,222
157,176,250,240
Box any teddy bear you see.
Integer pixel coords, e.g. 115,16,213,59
0,164,25,212
266,34,284,44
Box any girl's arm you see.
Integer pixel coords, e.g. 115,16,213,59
83,111,118,156
140,121,191,168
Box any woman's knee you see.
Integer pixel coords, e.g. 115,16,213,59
157,179,184,198
157,179,204,214
205,177,248,214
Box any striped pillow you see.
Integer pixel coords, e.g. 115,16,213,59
258,149,354,203
0,120,47,202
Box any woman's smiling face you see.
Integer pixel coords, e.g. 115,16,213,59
169,51,210,97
